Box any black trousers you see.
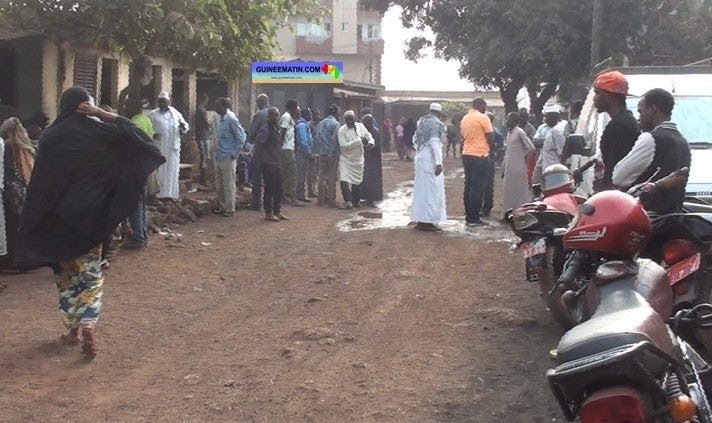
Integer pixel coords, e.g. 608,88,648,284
262,164,283,215
340,181,361,204
250,158,262,208
462,155,492,222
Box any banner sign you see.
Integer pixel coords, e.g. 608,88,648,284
252,61,344,84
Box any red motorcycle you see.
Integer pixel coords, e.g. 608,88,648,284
546,189,712,422
506,161,595,328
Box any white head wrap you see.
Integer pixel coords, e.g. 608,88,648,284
543,104,562,114
157,92,171,100
344,110,356,118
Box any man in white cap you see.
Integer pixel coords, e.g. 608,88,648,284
532,104,566,184
149,92,189,200
411,103,447,231
337,110,374,209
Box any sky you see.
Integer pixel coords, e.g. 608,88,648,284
381,6,473,92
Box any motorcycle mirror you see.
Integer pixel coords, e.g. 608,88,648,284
579,203,595,216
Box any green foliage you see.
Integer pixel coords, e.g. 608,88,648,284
0,0,315,79
441,101,468,120
364,0,712,114
631,0,712,65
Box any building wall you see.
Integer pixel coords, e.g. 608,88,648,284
41,39,60,120
31,41,213,126
257,83,336,119
275,26,297,57
272,0,382,85
331,0,358,55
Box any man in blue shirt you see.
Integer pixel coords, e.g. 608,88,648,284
315,105,341,207
294,108,314,202
214,97,246,217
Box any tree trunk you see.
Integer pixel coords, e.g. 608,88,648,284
527,80,559,122
498,79,524,115
590,0,606,70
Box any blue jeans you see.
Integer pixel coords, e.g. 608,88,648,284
128,194,148,245
462,155,492,223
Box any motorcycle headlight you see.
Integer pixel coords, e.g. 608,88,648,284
513,212,538,230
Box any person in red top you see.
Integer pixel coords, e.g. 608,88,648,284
459,97,494,226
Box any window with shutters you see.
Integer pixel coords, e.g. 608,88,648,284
73,53,98,98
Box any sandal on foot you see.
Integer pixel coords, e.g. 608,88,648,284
81,327,98,358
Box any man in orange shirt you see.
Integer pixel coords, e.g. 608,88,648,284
460,98,494,226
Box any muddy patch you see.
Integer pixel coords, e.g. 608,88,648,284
337,179,517,244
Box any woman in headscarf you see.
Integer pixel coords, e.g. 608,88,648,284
0,117,37,271
360,114,383,206
16,87,164,358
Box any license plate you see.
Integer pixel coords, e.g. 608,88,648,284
668,253,701,286
522,238,547,259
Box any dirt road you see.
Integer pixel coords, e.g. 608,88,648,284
0,152,567,422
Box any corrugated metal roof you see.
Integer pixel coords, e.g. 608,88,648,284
0,26,34,40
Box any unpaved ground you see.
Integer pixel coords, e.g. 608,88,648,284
0,152,567,422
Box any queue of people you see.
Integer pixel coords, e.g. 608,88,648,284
246,97,384,217
409,70,690,233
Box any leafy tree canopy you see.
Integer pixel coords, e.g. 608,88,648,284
1,0,316,80
365,0,712,114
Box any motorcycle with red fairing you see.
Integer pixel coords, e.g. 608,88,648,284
546,171,712,422
506,161,595,328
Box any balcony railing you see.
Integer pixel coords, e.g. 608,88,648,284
296,36,333,55
357,39,384,55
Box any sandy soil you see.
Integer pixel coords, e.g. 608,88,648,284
0,152,568,422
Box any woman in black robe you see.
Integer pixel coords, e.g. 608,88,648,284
16,87,164,358
360,114,383,206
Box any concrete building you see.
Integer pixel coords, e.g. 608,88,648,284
0,28,240,123
0,26,245,185
250,0,384,121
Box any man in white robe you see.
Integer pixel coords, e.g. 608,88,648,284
337,110,374,209
411,103,447,231
149,92,189,200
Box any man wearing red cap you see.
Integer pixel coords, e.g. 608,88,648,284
593,70,640,190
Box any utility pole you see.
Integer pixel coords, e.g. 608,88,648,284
590,0,606,70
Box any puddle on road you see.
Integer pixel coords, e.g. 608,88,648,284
336,179,518,244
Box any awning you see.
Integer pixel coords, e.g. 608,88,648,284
333,87,377,100
0,26,35,40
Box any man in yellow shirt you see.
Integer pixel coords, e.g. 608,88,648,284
459,98,494,226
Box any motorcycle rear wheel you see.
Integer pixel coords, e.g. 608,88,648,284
538,244,576,330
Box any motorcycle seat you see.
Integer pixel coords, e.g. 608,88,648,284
556,288,673,364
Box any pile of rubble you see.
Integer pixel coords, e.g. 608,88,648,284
147,197,214,232
146,191,251,233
